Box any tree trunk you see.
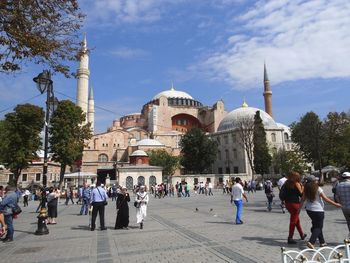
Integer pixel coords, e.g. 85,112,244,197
58,163,66,188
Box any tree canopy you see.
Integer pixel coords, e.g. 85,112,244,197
272,148,308,175
0,104,44,186
147,149,179,179
180,128,218,174
0,0,84,76
253,111,271,178
49,100,91,186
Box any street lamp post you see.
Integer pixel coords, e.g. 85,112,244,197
33,70,53,188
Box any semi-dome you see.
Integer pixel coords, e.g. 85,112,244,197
153,87,193,100
130,150,148,157
218,104,278,132
137,138,164,146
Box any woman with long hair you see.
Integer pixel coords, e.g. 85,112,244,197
282,171,306,244
301,175,341,249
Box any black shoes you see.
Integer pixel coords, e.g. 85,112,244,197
140,223,143,229
301,234,307,240
101,227,107,231
2,238,13,243
287,238,297,244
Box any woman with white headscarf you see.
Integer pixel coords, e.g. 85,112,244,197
135,186,149,229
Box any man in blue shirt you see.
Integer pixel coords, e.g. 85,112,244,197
80,183,91,215
0,185,19,242
90,181,108,231
336,172,350,238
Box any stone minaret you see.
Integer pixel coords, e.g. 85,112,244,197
263,63,273,118
76,35,90,124
87,86,95,133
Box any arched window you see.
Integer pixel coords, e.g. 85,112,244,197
98,154,108,162
271,133,276,142
138,176,145,186
284,132,289,141
126,176,133,190
149,176,156,188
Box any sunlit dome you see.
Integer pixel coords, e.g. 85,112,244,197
137,138,164,146
130,150,148,157
153,85,193,100
218,102,278,132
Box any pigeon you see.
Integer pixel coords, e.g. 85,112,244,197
195,208,199,212
209,208,213,212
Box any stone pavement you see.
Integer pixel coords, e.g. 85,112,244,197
0,186,347,263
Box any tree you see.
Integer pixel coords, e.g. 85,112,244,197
147,149,179,180
180,128,218,174
291,112,323,181
0,104,44,186
272,148,308,175
321,112,350,168
236,115,255,177
49,100,91,186
253,111,271,179
0,0,84,76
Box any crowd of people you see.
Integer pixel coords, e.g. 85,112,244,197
0,170,350,249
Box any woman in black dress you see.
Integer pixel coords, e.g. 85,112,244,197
115,186,130,229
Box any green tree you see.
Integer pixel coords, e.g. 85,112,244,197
0,104,44,186
272,148,308,175
321,112,350,168
0,0,84,76
49,100,91,186
147,149,179,181
291,112,323,181
253,111,271,179
180,128,218,174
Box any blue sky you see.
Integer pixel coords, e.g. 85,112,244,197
1,0,349,133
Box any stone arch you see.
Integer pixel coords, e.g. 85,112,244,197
137,176,145,186
98,154,108,162
171,113,201,132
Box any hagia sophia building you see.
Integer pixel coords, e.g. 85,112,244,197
75,37,293,189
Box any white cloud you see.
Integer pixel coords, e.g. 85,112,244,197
110,47,149,59
197,0,350,88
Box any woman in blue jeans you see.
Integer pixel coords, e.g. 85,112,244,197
300,175,341,249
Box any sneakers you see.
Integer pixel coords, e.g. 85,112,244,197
320,243,327,247
287,238,297,244
306,242,315,249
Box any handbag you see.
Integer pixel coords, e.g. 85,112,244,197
134,201,140,208
96,187,108,206
12,203,22,215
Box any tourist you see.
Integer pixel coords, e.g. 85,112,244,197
22,189,30,207
135,185,149,229
0,185,18,242
115,186,130,229
208,181,213,196
277,174,288,213
280,171,306,244
231,177,248,225
264,179,274,211
0,212,7,238
90,181,108,231
336,172,350,238
65,186,74,205
47,187,59,224
80,183,91,215
184,182,190,197
300,175,341,249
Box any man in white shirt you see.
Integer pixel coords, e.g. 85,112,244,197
231,177,248,224
277,174,288,213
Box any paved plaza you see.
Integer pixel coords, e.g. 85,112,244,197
0,186,347,263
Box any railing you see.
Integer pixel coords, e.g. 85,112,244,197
281,240,350,263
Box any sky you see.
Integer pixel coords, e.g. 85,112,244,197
1,0,350,134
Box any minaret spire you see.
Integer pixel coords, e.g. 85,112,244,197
88,85,95,133
263,62,273,117
76,34,90,124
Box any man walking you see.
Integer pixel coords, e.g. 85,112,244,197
80,183,91,215
336,172,350,238
0,186,18,242
278,174,288,213
231,177,248,224
90,181,108,231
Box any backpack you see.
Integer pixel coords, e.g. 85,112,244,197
279,184,287,201
264,182,272,194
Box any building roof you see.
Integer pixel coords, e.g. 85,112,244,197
130,150,148,157
217,105,279,132
152,86,193,100
137,138,164,146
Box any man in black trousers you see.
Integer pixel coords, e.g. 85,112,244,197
90,181,108,231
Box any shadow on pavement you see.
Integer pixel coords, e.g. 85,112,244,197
248,209,283,214
70,225,90,230
15,229,36,235
242,236,290,247
205,221,235,225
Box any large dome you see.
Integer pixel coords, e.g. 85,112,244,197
153,87,193,100
217,105,278,132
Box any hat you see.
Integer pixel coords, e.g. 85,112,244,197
305,175,319,182
342,172,350,178
140,185,145,189
121,186,127,189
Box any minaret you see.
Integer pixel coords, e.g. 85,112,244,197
263,63,273,118
76,34,90,124
87,86,95,133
